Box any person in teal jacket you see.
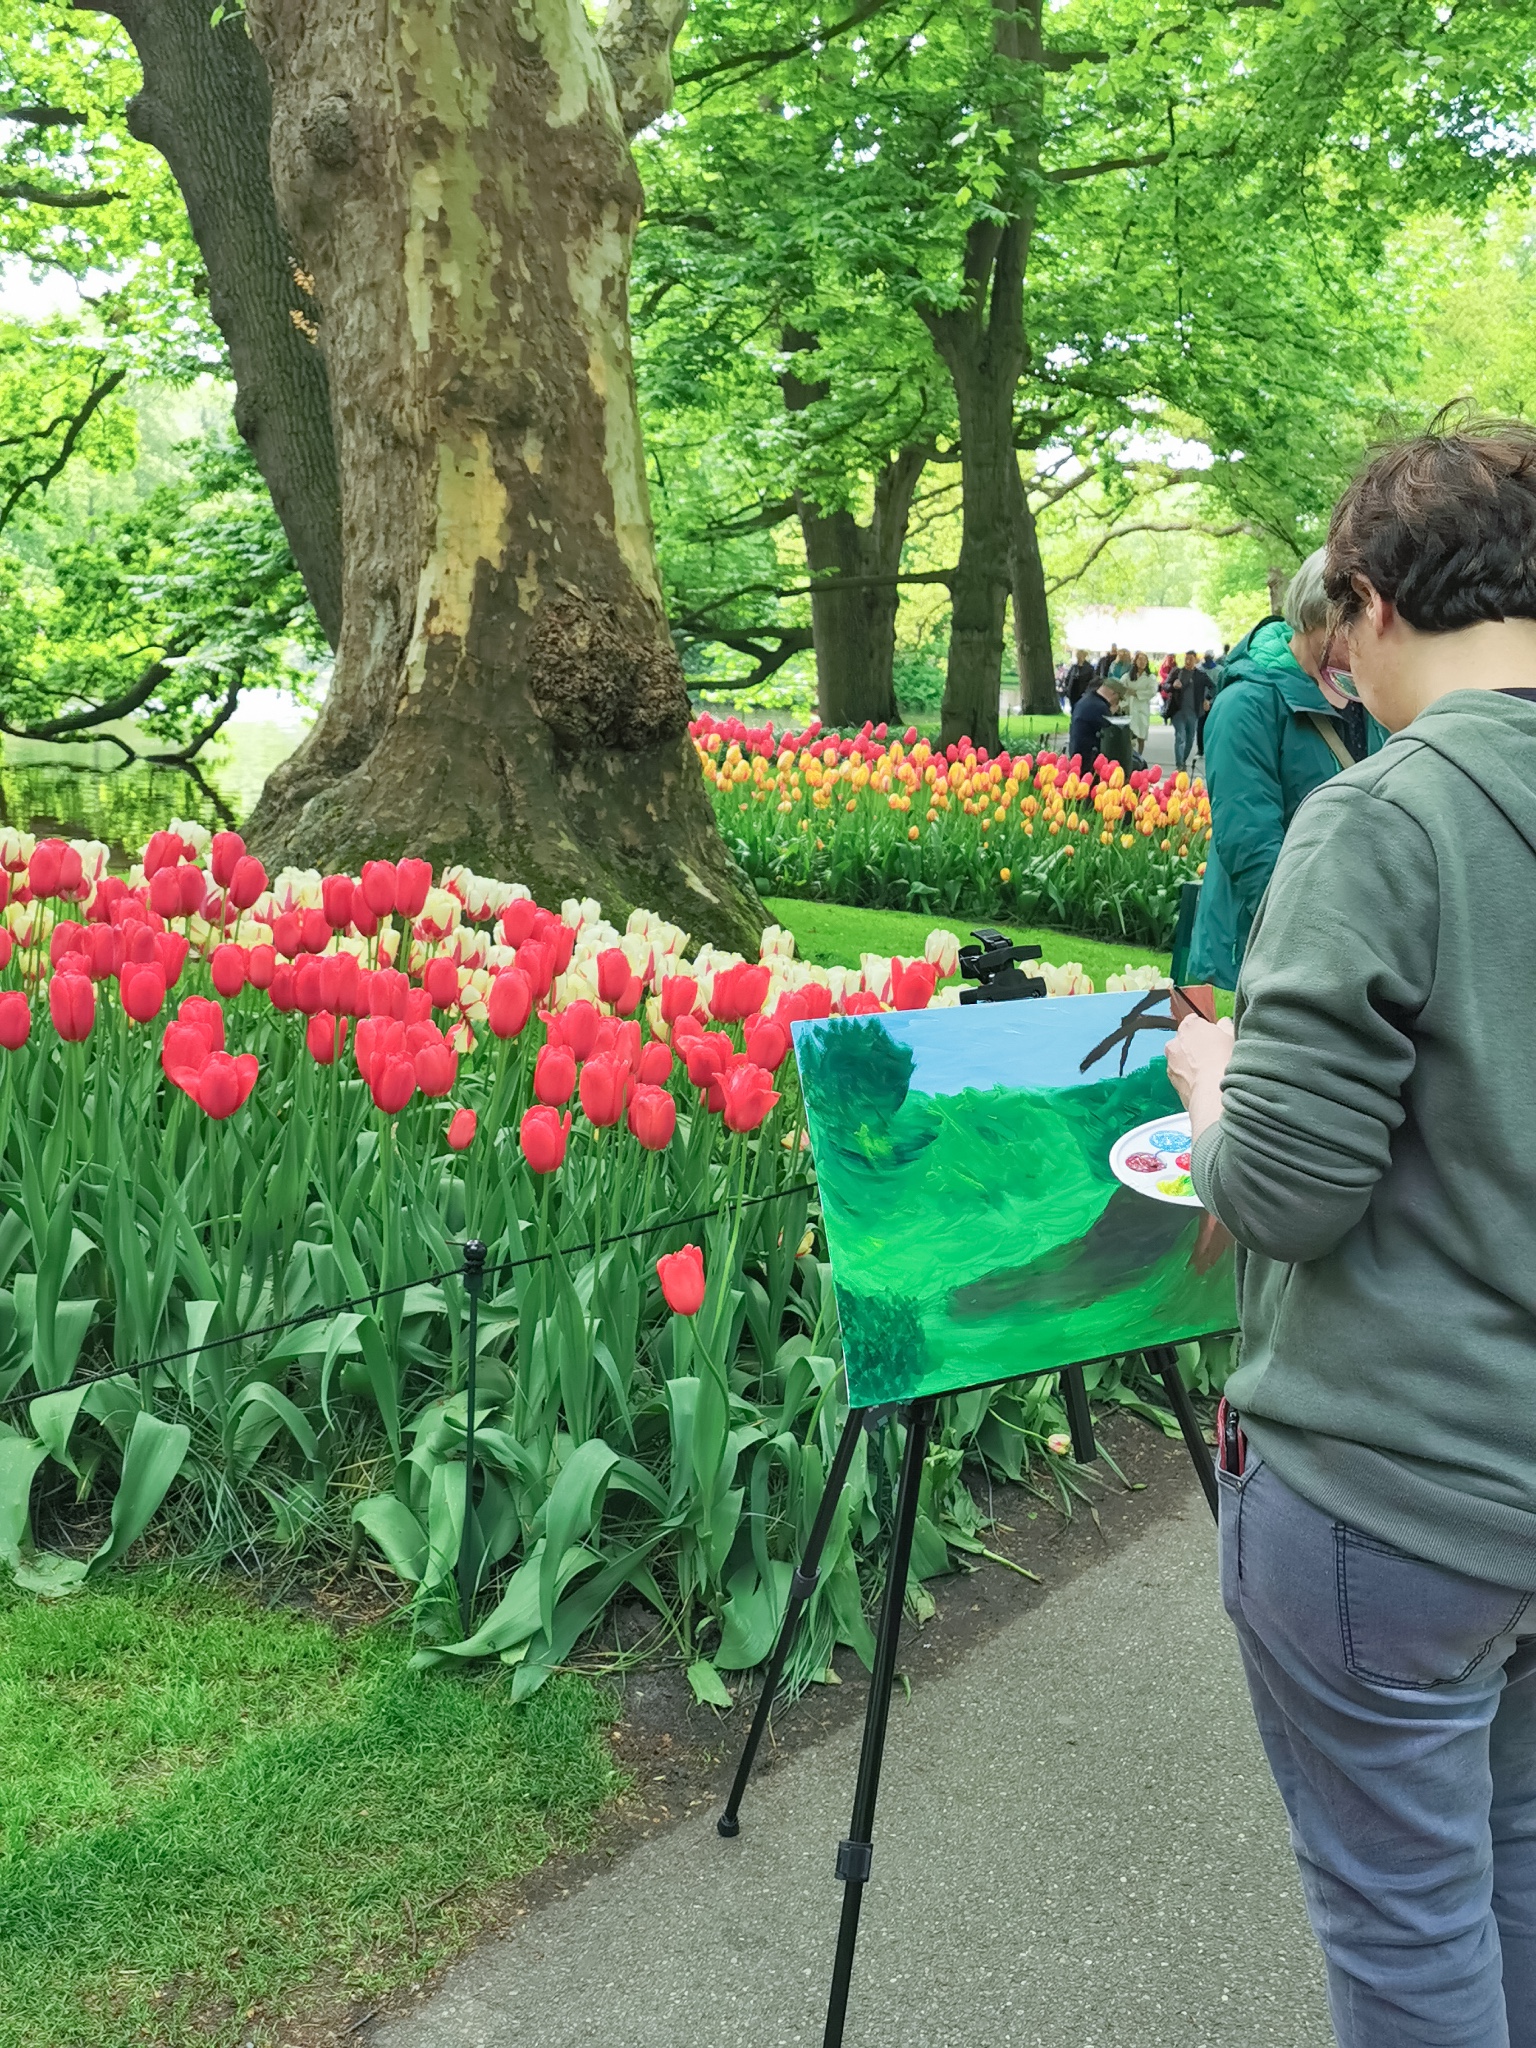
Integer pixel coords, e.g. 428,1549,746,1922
1187,549,1383,988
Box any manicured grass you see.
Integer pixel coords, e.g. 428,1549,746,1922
0,1572,619,2048
763,896,1173,988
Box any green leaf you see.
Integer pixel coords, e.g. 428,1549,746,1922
353,1495,429,1584
686,1659,735,1709
88,1413,191,1574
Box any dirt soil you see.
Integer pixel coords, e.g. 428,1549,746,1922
282,1412,1212,2046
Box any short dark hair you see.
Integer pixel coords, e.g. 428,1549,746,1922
1325,417,1536,633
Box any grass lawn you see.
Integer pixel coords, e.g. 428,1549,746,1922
763,896,1173,989
0,1572,618,2048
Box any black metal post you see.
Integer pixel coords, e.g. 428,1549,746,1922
719,1405,869,1837
1061,1361,1097,1464
822,1395,937,2048
456,1239,488,1634
1146,1343,1219,1522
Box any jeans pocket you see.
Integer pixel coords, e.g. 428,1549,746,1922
1216,1454,1264,1618
1335,1525,1532,1690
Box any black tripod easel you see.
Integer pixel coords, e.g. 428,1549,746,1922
716,1346,1220,2047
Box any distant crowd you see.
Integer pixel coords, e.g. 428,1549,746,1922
1058,645,1224,774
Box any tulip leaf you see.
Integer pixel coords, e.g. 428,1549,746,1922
89,1413,191,1573
686,1658,735,1709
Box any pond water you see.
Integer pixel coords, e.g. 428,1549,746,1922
0,719,303,864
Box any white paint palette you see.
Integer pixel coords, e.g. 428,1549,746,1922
1109,1113,1201,1208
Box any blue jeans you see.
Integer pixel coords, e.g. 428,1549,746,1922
1220,1454,1536,2046
1173,712,1199,769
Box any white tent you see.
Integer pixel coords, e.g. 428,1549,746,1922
1060,604,1225,660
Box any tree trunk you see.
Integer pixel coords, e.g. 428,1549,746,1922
797,446,926,728
1009,461,1057,716
1267,564,1289,614
924,274,1025,754
96,0,344,648
240,0,761,951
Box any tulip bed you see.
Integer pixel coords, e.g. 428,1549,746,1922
0,821,1221,1697
695,712,1213,948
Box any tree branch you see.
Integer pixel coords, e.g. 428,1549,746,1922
1046,520,1250,593
143,670,244,764
0,105,85,128
0,364,128,534
1046,151,1168,185
600,0,692,136
677,0,901,86
678,626,814,689
0,179,124,207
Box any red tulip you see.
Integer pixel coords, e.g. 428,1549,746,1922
210,831,244,887
299,908,331,954
177,995,225,1051
500,898,538,947
402,986,432,1027
325,951,365,1016
271,910,303,957
414,1036,457,1097
515,939,554,1000
558,999,600,1062
776,983,832,1024
269,964,297,1013
228,854,267,910
627,1083,676,1152
246,943,276,990
635,1039,673,1086
519,1104,571,1174
306,1012,349,1065
210,942,248,998
148,864,184,919
546,921,576,976
709,962,771,1023
841,992,885,1016
423,957,459,1009
48,921,84,967
81,924,117,979
321,873,355,928
890,959,939,1011
350,896,379,939
719,1061,780,1133
353,1014,384,1085
682,1031,732,1088
533,1042,576,1107
141,830,184,878
595,948,630,1005
447,1106,477,1151
121,921,158,966
656,1243,706,1317
0,929,11,972
487,967,532,1039
578,1050,629,1127
370,1052,417,1115
744,1015,791,1073
293,957,326,1015
161,1021,212,1091
660,974,699,1024
369,967,409,1019
155,931,189,989
120,962,166,1024
669,1010,704,1044
394,857,431,919
29,838,83,900
192,1050,259,1120
610,1019,642,1071
360,859,398,918
617,974,643,1016
49,972,95,1043
0,991,30,1050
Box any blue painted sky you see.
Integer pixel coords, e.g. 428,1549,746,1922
794,991,1173,1098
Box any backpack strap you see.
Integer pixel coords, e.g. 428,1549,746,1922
1305,711,1355,772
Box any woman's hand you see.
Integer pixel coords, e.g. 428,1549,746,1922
1165,1014,1235,1141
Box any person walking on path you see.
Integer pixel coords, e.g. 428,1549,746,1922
1165,650,1208,770
1167,419,1536,2048
1122,651,1157,758
1064,649,1097,707
1186,553,1381,988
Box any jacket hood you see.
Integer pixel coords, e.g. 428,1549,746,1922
1403,692,1536,862
1223,618,1331,716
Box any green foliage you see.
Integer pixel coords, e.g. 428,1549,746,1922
0,1570,616,2048
1,418,325,752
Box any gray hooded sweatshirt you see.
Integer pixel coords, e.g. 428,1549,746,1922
1192,689,1536,1589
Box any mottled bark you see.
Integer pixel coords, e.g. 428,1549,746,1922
241,0,761,949
797,448,926,729
90,0,343,646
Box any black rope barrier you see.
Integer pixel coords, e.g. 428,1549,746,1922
0,1177,819,1417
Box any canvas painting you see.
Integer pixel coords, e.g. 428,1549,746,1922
793,992,1237,1408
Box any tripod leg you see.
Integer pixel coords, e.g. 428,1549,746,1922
717,1405,869,1837
822,1396,937,2048
1060,1361,1097,1463
1147,1344,1219,1522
